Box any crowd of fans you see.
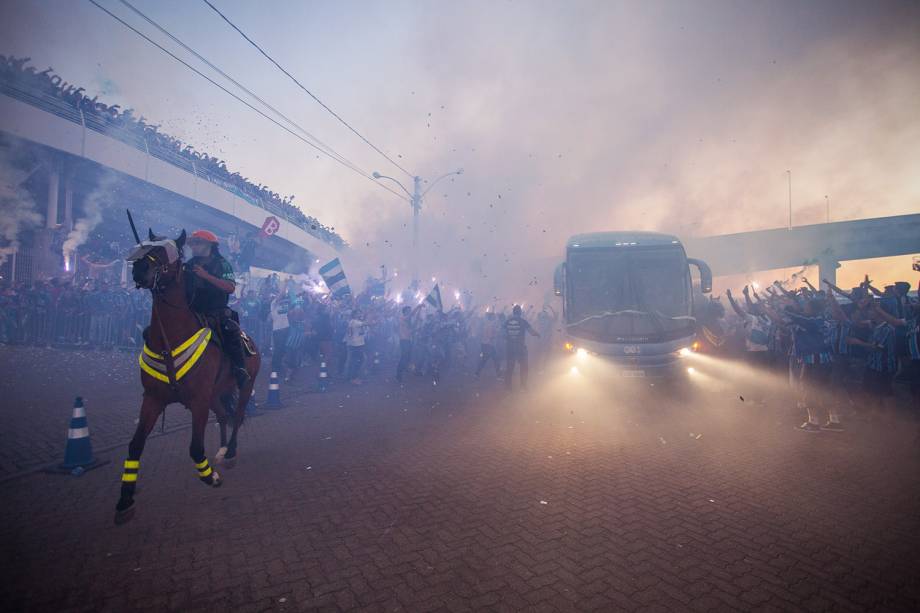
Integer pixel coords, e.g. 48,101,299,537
240,273,559,388
3,225,917,427
0,263,561,392
703,274,920,430
0,55,345,248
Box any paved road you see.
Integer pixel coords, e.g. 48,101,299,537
1,346,919,612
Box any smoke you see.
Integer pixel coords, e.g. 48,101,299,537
0,150,42,266
341,1,920,302
62,172,118,260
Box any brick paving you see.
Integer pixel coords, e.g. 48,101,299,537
1,346,919,611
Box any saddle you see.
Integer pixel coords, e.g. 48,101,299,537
198,314,257,357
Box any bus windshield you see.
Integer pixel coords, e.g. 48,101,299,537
566,246,692,340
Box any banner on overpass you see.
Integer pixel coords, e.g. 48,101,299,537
260,216,280,238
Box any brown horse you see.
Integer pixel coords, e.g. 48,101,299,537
115,229,260,523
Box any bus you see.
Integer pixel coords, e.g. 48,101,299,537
554,231,712,377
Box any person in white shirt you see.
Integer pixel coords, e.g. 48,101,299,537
344,309,367,384
269,290,290,376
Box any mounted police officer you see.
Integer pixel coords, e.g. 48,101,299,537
186,229,250,388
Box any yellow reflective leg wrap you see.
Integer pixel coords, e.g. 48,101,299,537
196,458,212,478
122,459,139,482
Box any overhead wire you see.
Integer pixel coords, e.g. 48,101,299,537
118,0,359,174
200,0,415,180
85,0,409,202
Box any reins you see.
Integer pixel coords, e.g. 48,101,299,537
147,260,196,430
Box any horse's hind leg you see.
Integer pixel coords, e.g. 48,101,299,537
115,395,163,522
189,400,221,487
214,394,232,464
225,380,253,462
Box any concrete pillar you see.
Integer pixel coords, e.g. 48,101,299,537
46,159,60,228
818,257,839,288
63,167,74,232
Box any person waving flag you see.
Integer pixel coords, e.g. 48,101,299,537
318,258,351,299
425,284,443,312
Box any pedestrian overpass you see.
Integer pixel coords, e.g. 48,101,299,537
684,214,920,286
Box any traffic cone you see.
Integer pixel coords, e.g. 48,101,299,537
265,371,283,408
48,397,108,475
316,356,329,392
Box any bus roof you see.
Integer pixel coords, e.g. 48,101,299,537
566,231,682,249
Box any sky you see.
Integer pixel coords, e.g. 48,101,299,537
1,0,919,301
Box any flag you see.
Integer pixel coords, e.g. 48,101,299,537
318,258,351,298
425,284,443,312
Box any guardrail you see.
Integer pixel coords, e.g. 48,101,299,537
0,80,330,241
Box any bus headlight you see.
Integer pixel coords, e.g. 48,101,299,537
678,347,692,357
576,347,588,360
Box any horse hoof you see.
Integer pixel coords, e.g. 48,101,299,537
114,505,136,525
211,472,223,487
215,447,228,463
223,457,237,469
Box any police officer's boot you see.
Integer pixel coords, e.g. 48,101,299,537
222,321,251,389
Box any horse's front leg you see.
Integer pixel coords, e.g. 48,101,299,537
189,397,221,487
115,394,163,523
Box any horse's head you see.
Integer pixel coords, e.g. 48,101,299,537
127,229,186,291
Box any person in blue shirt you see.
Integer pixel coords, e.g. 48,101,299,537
868,299,920,407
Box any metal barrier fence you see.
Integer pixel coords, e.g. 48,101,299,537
0,295,278,355
0,294,150,348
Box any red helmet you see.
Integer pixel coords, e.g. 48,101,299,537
190,229,218,243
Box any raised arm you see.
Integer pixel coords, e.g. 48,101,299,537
784,309,823,332
802,277,818,293
860,274,882,297
742,285,757,310
823,279,851,300
726,289,747,318
773,281,795,298
870,302,906,327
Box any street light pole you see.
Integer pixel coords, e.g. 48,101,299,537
411,175,421,281
374,168,462,285
786,170,792,229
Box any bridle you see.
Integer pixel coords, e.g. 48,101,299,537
137,249,193,311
